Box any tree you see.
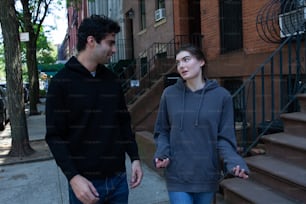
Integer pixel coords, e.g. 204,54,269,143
20,26,57,65
36,30,57,64
18,0,62,115
0,0,34,156
0,44,6,80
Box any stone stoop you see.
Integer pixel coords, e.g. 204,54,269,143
221,178,298,204
220,93,306,203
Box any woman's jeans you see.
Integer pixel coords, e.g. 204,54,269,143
168,191,215,204
69,172,129,204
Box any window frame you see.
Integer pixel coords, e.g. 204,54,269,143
139,0,146,30
156,0,165,9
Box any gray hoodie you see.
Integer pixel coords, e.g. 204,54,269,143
154,78,249,192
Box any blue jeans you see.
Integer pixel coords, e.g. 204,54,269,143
168,191,215,204
69,172,129,204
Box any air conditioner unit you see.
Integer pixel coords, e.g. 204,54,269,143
155,8,166,22
279,7,306,38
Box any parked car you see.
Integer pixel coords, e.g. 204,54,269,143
0,86,9,131
0,82,29,103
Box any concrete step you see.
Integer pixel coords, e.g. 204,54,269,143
281,112,306,138
245,155,306,202
220,178,299,204
261,132,306,168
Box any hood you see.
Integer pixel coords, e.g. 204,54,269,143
65,56,107,78
173,77,220,130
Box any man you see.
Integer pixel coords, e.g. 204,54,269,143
45,15,143,204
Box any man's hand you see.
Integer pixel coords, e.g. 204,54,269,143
155,158,170,168
130,160,143,188
70,174,100,204
232,165,249,179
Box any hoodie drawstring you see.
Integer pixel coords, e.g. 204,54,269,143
195,88,205,127
180,85,206,129
180,86,186,130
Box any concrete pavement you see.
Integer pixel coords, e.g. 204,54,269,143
0,100,170,204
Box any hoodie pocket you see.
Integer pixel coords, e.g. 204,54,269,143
166,151,220,183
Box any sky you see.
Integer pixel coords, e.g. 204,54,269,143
43,6,68,45
0,1,68,45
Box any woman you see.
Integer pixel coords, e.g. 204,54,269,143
154,44,249,204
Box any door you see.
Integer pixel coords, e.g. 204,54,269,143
188,0,202,48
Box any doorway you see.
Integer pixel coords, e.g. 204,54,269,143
125,9,135,59
220,0,243,53
188,0,202,47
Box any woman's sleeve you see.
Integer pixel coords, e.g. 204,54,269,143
217,93,250,175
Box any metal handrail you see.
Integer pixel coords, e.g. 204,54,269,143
111,34,203,105
233,32,305,156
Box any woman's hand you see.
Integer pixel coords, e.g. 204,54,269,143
232,165,249,179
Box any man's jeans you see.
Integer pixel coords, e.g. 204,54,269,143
69,172,129,204
168,191,214,204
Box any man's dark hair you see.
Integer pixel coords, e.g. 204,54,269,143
77,14,120,51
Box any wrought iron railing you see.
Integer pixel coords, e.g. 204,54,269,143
233,32,306,156
112,34,203,105
236,0,306,155
120,40,177,104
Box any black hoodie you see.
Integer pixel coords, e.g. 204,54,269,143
45,56,139,181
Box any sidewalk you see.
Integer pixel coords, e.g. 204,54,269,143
0,101,170,204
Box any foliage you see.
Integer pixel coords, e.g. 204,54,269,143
37,43,57,64
17,0,64,114
1,25,57,81
0,44,5,80
19,26,57,64
35,27,57,64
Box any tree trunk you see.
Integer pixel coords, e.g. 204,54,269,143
0,0,34,156
20,0,56,115
22,0,40,115
26,39,40,115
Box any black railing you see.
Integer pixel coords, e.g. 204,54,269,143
233,32,306,156
237,0,306,155
112,34,203,105
121,40,177,104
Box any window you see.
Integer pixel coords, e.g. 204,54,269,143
156,0,165,9
279,0,306,37
155,0,166,22
139,0,146,30
140,57,148,76
281,0,306,13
